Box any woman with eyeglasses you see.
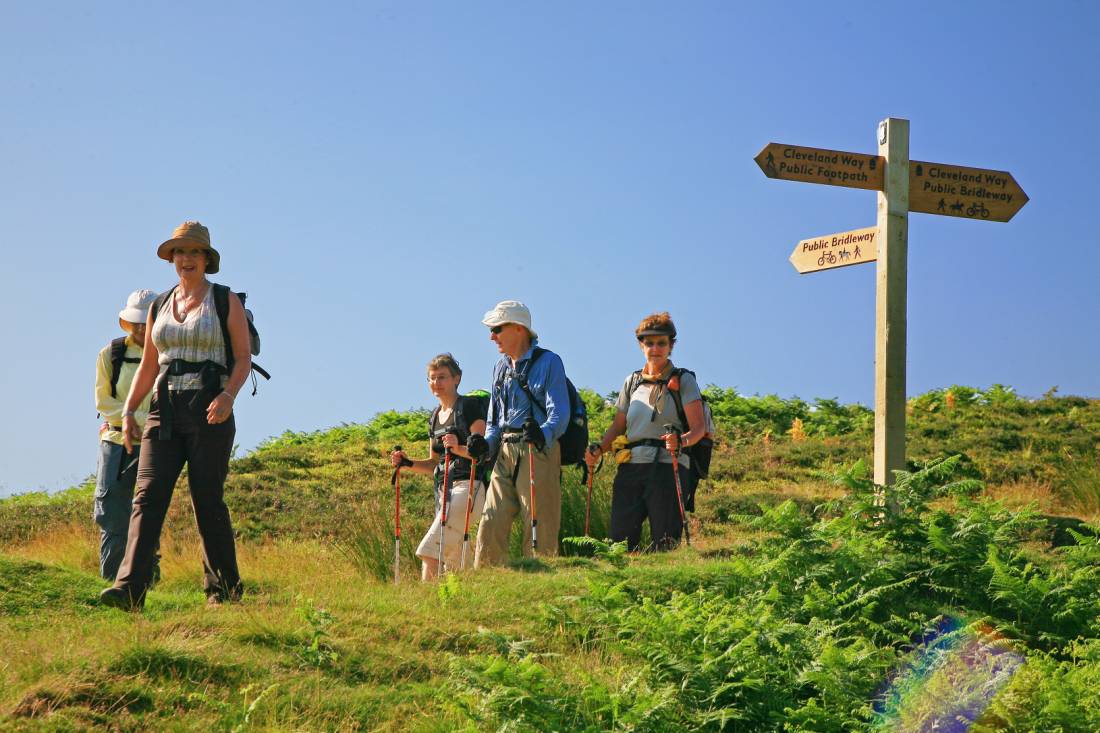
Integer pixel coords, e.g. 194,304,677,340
390,353,488,580
584,312,706,551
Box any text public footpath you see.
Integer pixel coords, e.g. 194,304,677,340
779,147,873,185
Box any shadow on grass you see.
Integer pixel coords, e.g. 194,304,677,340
508,557,552,573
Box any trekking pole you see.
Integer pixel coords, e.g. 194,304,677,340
437,447,452,575
528,442,538,555
391,445,404,585
584,462,594,537
460,455,477,570
662,425,691,547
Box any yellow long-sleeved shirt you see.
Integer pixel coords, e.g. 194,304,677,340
95,336,152,446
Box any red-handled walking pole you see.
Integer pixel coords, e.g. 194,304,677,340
460,456,477,570
662,425,691,547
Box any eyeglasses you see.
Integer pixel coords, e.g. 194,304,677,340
641,339,670,348
490,325,506,334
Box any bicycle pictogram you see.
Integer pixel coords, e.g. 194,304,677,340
817,251,838,267
966,201,990,219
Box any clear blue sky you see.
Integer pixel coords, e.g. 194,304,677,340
2,1,1096,496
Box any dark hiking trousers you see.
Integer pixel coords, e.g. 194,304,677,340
609,462,687,552
113,389,242,602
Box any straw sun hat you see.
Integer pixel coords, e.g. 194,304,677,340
156,221,221,274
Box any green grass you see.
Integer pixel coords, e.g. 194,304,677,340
2,385,1099,730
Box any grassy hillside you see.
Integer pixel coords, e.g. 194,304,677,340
1,385,1099,731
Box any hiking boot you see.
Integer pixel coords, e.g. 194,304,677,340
206,583,244,606
99,586,143,611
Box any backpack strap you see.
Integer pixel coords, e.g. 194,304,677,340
212,284,234,375
108,336,139,398
151,287,175,326
626,370,645,402
513,347,547,419
666,368,697,432
452,395,470,439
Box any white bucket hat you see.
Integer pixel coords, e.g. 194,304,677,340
119,288,159,330
482,299,538,340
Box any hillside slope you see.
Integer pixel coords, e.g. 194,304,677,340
1,385,1098,731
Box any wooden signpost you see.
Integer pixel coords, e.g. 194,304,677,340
756,119,1028,487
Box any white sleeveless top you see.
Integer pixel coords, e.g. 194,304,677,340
152,285,228,391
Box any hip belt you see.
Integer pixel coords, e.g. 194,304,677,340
626,438,666,449
155,359,226,440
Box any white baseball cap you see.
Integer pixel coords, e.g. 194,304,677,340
482,300,537,340
118,288,158,329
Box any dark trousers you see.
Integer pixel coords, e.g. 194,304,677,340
114,389,241,600
609,462,687,552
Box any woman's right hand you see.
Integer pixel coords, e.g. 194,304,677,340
390,450,408,468
122,414,140,454
585,443,602,469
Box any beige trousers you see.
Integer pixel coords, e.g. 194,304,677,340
475,439,561,567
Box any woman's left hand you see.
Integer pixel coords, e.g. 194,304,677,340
207,391,234,424
441,433,460,452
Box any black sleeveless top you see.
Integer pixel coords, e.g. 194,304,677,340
429,396,484,487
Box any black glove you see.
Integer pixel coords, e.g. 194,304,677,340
466,433,490,461
523,416,546,451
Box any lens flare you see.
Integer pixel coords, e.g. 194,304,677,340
875,617,1024,731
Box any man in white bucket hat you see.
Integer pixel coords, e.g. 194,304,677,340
93,289,159,581
469,300,570,566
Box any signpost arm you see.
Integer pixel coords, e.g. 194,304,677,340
874,117,910,489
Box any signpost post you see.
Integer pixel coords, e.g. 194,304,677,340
875,118,909,489
756,118,1028,488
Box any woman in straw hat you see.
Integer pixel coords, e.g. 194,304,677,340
100,221,251,611
584,312,707,552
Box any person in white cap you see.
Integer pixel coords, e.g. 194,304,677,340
93,289,158,580
470,300,570,565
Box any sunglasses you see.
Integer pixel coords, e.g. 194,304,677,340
490,325,506,334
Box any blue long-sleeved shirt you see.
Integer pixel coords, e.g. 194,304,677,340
485,343,570,453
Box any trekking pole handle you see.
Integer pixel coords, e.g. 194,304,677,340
391,444,403,485
662,424,684,453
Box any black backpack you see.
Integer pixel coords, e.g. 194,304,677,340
498,347,589,469
429,391,493,484
152,284,271,392
108,336,142,398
